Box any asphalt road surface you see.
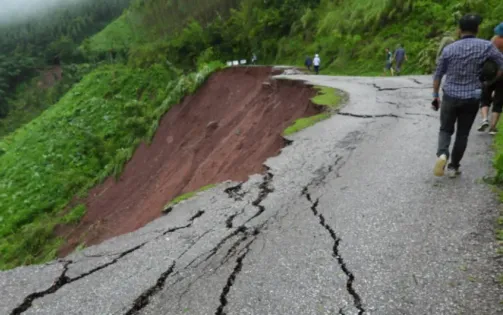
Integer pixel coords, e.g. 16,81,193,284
2,73,502,315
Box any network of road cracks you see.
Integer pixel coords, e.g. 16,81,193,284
1,70,502,315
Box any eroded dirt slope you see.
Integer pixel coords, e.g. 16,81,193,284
58,66,320,255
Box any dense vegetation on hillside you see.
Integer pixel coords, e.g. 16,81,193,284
0,0,131,119
93,0,502,74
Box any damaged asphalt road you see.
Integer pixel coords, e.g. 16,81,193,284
1,74,502,315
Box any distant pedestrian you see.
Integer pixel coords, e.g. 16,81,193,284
432,14,503,178
305,55,313,71
393,44,408,75
477,22,503,135
383,48,394,76
251,53,257,65
313,54,321,74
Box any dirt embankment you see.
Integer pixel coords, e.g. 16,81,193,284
58,66,321,256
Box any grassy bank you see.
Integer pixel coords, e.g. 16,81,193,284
283,86,342,136
492,131,503,273
0,61,225,270
0,64,95,139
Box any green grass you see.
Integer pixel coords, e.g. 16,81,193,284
163,184,217,212
283,113,330,136
0,64,95,139
311,86,342,108
0,61,225,270
84,13,143,55
62,204,87,224
488,126,503,284
283,86,342,136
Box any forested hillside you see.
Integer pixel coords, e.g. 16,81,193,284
1,0,502,270
0,0,131,129
93,0,502,73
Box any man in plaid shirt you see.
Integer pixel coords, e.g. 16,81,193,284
433,14,503,178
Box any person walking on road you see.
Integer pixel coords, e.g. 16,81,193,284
305,55,313,71
393,44,408,75
477,22,503,135
384,48,394,76
313,54,321,74
433,14,503,178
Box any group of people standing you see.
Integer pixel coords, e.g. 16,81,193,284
433,15,503,178
304,54,321,74
384,44,408,76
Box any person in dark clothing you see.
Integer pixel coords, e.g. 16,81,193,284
477,22,503,134
433,14,503,178
305,56,313,71
393,44,407,75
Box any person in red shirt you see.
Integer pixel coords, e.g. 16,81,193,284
477,22,503,135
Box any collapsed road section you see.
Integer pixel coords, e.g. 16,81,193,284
57,66,323,256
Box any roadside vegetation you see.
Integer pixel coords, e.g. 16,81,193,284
0,61,224,270
90,0,502,75
283,86,341,136
491,132,503,275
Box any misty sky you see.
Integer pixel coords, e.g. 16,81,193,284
0,0,80,24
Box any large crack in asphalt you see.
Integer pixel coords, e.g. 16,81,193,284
338,112,401,119
214,239,254,315
177,170,275,314
224,183,246,201
189,210,205,222
185,225,249,270
10,261,72,315
9,223,194,315
371,83,429,91
226,207,246,228
123,262,176,315
372,83,400,91
244,171,274,224
302,188,365,315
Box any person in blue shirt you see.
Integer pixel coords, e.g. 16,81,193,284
305,55,313,71
393,44,408,75
432,14,503,178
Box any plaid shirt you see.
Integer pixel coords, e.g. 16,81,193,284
434,36,503,99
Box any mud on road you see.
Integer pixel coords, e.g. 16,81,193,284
58,66,322,256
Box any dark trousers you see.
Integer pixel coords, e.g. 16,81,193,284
437,94,479,168
314,65,319,74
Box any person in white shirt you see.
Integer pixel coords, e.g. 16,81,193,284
313,54,321,74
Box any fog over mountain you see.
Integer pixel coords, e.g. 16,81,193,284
0,0,81,24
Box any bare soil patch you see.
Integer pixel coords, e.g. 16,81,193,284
58,66,321,256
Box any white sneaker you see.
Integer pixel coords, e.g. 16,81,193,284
434,154,447,177
478,120,489,132
446,167,462,178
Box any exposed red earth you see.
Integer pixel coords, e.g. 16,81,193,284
58,66,322,256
